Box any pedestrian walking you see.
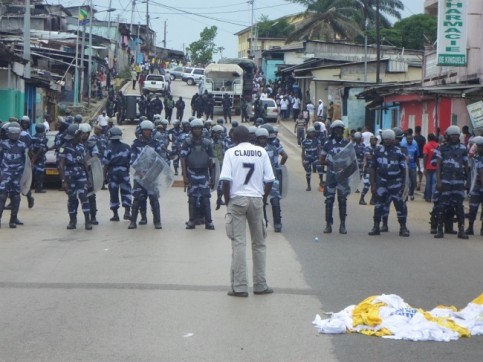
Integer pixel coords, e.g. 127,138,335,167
220,125,275,297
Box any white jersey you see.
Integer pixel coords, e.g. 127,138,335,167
220,142,275,198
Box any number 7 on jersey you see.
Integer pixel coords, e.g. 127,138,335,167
243,163,255,185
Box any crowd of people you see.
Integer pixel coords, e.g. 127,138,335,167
300,118,483,239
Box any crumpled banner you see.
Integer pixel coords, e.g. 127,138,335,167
313,293,483,342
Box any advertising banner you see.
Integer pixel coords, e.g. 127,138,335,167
437,0,467,66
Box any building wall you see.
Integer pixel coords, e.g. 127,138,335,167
263,60,284,82
0,69,25,120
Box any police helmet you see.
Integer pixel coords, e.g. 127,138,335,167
381,129,396,140
273,126,279,134
35,124,46,134
153,114,162,120
248,126,257,134
255,117,264,125
472,136,483,146
78,123,91,133
354,132,362,139
139,116,147,122
330,120,345,129
446,125,460,136
74,114,83,124
7,122,21,141
190,119,204,128
65,115,74,124
255,128,269,138
232,121,239,128
259,123,274,133
216,118,224,125
171,119,180,126
161,119,169,127
392,127,404,139
188,116,195,122
64,124,80,140
108,126,122,140
307,127,316,133
314,122,322,130
212,125,224,133
181,119,190,126
204,119,212,127
154,119,163,127
21,115,30,122
139,120,154,130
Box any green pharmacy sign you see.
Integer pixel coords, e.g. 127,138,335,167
437,0,467,67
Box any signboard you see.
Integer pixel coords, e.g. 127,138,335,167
467,101,483,130
437,0,467,67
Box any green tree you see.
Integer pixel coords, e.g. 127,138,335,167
257,15,296,38
285,0,362,43
187,26,218,66
367,14,437,50
352,0,404,30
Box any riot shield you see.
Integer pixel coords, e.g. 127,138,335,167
210,158,220,190
278,164,289,199
20,151,32,196
132,146,174,197
87,156,104,196
332,143,360,194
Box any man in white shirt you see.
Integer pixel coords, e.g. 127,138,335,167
292,96,301,121
280,96,288,120
97,111,109,134
317,99,325,120
361,126,374,147
220,126,275,297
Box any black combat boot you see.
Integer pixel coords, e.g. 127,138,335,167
323,202,333,234
465,220,474,236
84,212,93,230
9,194,21,229
430,210,437,234
35,174,46,193
90,211,99,225
186,197,196,229
139,211,148,225
458,225,469,239
271,198,282,232
368,218,380,236
123,206,131,220
27,193,34,209
339,199,347,234
67,213,77,229
0,192,6,228
110,208,120,222
444,209,457,234
151,199,162,229
380,216,389,232
128,200,139,229
203,198,215,230
398,218,410,237
369,195,375,205
306,177,311,191
359,194,367,205
434,212,444,239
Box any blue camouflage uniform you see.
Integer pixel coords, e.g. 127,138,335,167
89,133,107,163
361,144,377,198
354,142,367,180
322,138,351,201
104,140,132,212
0,137,28,226
31,133,48,190
59,141,90,215
372,145,407,225
212,137,225,205
84,139,100,222
468,154,483,233
434,142,468,234
302,136,319,180
168,126,182,174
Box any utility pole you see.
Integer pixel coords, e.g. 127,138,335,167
146,0,150,52
375,0,381,84
163,20,167,48
107,0,112,39
23,0,31,79
130,0,136,34
74,8,80,106
87,0,93,108
80,18,86,102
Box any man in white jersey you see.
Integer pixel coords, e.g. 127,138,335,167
220,126,275,297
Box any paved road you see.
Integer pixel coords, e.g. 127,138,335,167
0,80,482,361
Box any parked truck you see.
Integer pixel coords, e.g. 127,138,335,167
200,63,244,115
200,58,257,116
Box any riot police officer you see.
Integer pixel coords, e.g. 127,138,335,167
104,126,132,222
368,129,410,237
58,124,92,230
31,124,48,193
302,127,319,191
129,120,165,230
434,125,469,239
180,119,215,230
0,122,28,228
466,136,483,236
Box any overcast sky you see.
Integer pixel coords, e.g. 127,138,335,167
58,0,425,59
